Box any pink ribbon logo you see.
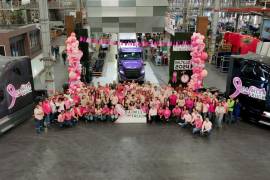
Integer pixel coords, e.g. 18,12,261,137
6,82,32,109
230,77,242,99
230,77,266,100
6,84,17,109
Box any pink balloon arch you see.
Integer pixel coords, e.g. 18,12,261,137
188,33,208,90
65,33,83,94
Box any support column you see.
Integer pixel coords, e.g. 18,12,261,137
38,0,55,96
199,0,205,16
210,0,220,61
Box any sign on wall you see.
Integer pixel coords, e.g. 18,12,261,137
174,60,192,70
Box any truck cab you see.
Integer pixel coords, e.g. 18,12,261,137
226,53,270,126
117,47,145,83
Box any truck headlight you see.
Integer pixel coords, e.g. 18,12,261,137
120,70,124,74
262,111,270,118
141,69,145,74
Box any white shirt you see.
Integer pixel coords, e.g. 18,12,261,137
202,121,212,131
183,113,192,123
50,101,56,113
34,107,44,120
215,106,225,115
149,108,158,116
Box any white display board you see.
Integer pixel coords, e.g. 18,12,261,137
174,60,192,70
116,109,146,124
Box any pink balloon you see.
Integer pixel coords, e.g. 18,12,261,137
201,69,208,78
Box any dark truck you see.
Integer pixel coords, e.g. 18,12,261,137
0,56,36,134
117,47,145,83
226,53,270,126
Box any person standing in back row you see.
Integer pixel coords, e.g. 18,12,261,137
215,102,226,128
226,97,235,124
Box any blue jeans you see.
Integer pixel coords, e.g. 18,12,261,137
85,115,94,122
192,127,201,134
44,114,51,127
226,111,234,124
35,119,42,134
179,122,189,128
216,115,223,128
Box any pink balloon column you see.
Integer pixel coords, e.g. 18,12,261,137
188,33,208,90
66,33,83,93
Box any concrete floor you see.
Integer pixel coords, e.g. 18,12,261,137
0,120,270,180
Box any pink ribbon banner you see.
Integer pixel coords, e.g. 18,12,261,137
6,82,32,109
230,77,266,100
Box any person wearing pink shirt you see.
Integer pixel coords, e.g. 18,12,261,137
172,105,182,122
168,91,177,110
110,105,119,122
72,94,80,106
64,110,73,127
192,115,203,134
202,101,210,119
158,106,164,121
57,110,65,128
185,97,194,113
163,106,171,122
208,99,216,122
64,97,72,110
42,99,52,128
101,105,111,121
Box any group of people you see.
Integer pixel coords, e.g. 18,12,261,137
34,81,241,135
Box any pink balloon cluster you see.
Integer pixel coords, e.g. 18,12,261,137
66,33,83,93
188,33,208,90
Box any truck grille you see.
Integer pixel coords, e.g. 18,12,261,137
125,69,141,78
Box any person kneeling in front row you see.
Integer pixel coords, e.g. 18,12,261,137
178,110,193,128
201,118,212,136
192,114,203,134
110,105,119,122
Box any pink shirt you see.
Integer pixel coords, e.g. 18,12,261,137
58,114,65,122
102,107,111,115
208,103,215,113
42,101,52,115
158,109,164,117
194,119,203,129
64,100,71,109
172,107,181,117
169,94,177,106
65,112,72,121
185,99,194,109
164,109,171,119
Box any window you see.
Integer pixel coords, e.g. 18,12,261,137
119,52,142,60
0,46,5,56
29,30,40,49
240,61,270,82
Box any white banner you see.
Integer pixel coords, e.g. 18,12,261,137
116,109,146,123
174,60,192,70
173,44,192,51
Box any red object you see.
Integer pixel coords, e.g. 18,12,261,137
224,32,259,54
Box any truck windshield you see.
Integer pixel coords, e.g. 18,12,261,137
120,52,141,60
